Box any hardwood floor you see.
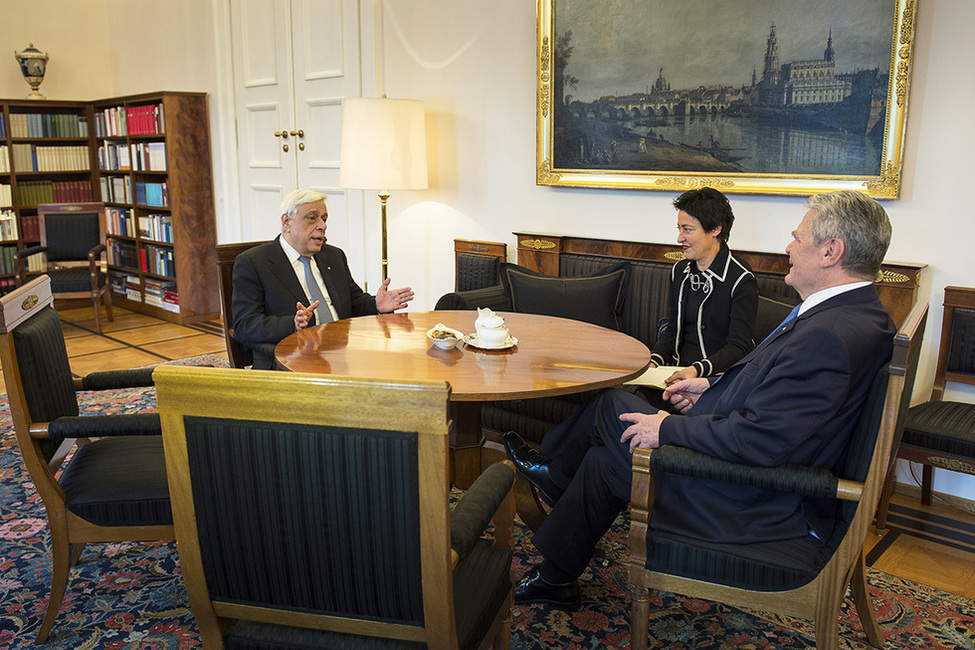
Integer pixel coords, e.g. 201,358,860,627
8,302,975,603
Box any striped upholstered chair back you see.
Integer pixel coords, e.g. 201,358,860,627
155,366,515,650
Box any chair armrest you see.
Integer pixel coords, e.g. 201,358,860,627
88,243,106,258
646,445,852,501
79,366,156,390
48,413,161,443
15,245,46,258
450,461,515,563
435,285,511,312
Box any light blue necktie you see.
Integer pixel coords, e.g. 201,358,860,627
298,256,332,324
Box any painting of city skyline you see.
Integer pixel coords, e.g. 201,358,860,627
536,0,916,197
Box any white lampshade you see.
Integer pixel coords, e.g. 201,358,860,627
339,97,428,190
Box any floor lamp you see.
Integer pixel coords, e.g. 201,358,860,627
339,97,428,281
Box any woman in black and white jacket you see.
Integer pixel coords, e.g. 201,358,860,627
650,188,758,382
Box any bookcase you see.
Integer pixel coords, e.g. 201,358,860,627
0,92,218,324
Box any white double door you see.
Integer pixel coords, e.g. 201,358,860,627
230,0,371,272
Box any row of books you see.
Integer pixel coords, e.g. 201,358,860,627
17,180,94,207
100,175,132,204
141,244,176,277
94,104,166,138
145,277,179,312
11,144,90,172
140,213,174,243
8,112,89,138
0,210,18,241
108,273,180,313
135,181,169,208
0,146,9,173
0,245,21,275
107,239,138,268
20,215,40,240
105,207,134,237
98,141,168,171
98,142,130,171
0,278,24,294
132,142,167,171
126,104,166,136
0,185,11,208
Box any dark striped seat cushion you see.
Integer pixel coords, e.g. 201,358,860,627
48,267,105,293
647,529,832,591
59,436,172,527
902,400,975,459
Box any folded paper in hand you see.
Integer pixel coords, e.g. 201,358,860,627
624,365,683,389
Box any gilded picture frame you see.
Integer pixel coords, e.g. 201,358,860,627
536,0,916,198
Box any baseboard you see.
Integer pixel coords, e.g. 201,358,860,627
894,482,975,516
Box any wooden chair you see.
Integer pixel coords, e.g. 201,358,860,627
876,286,975,530
0,276,173,643
215,241,266,368
628,299,928,650
154,365,516,649
454,238,507,291
14,202,113,334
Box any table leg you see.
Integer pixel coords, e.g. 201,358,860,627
450,402,482,490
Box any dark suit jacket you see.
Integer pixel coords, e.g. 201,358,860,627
653,284,895,543
231,236,378,369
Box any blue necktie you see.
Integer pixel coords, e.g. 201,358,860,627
761,303,801,346
298,256,332,324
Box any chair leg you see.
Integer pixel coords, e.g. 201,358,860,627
874,465,896,532
36,532,72,643
68,541,86,568
630,584,651,650
102,289,114,323
850,551,884,648
921,465,934,505
91,294,103,335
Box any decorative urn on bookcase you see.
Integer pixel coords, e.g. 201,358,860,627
13,44,48,99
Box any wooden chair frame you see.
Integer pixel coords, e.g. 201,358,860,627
154,365,514,649
0,276,173,643
628,299,928,650
215,241,266,368
15,202,114,334
876,286,975,529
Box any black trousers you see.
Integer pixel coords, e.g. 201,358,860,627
532,388,658,577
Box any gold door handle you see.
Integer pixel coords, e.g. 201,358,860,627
283,143,289,152
298,142,305,151
274,131,289,138
290,129,304,138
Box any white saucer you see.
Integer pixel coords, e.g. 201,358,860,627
463,333,518,350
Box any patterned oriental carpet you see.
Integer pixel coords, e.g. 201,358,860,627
2,355,975,649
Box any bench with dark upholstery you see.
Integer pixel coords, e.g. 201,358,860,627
436,232,924,451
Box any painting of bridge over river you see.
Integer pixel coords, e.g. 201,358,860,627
537,0,916,197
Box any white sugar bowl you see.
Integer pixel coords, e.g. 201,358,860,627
475,308,509,347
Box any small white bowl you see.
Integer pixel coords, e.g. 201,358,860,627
427,325,463,350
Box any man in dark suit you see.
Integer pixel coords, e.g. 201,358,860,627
503,190,896,609
232,189,414,369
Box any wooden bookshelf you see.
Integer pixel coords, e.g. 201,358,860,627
0,92,218,324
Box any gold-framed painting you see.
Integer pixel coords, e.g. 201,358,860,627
536,0,917,198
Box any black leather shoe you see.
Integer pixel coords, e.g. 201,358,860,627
502,432,564,505
514,567,581,610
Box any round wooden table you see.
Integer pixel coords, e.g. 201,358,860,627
275,310,651,488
